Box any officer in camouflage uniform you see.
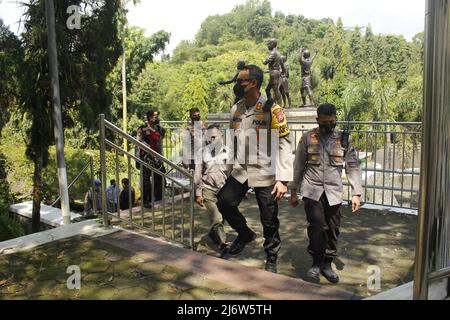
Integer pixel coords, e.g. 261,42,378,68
217,64,293,273
289,103,362,284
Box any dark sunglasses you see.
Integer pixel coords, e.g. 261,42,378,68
236,77,255,84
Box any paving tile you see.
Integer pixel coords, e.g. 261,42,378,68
113,286,150,300
77,284,118,300
80,260,111,273
179,287,214,300
133,261,166,276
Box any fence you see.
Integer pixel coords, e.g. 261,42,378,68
99,115,195,248
160,120,422,210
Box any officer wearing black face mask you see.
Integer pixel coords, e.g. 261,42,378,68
288,103,363,284
136,110,166,208
182,108,206,170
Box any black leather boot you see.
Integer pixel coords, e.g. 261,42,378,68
265,256,277,273
320,257,340,284
306,265,321,284
228,228,257,256
305,256,322,284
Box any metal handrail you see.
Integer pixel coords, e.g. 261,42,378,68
428,267,450,282
51,154,95,207
104,139,191,190
99,114,195,248
103,118,192,178
161,120,422,126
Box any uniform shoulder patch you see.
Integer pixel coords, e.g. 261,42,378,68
270,104,290,138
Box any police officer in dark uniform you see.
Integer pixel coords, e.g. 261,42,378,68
137,110,166,208
289,103,362,284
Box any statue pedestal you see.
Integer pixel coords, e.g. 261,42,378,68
284,107,317,145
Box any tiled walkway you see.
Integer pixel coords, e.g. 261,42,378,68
99,231,359,300
0,235,263,300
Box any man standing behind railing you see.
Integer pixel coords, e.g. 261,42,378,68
289,103,362,284
194,125,230,253
136,110,166,208
120,178,135,210
84,179,102,216
106,179,120,213
182,108,206,171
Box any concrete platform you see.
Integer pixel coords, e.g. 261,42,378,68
0,220,117,255
9,201,81,228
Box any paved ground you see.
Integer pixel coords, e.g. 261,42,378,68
0,235,264,300
192,195,417,298
0,195,417,299
0,231,359,300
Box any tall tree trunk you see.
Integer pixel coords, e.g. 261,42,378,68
31,156,42,233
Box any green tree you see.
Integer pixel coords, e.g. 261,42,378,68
178,74,209,120
18,0,124,232
0,20,22,132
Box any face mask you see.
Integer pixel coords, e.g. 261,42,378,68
154,118,160,125
192,115,201,122
319,123,336,134
233,82,246,99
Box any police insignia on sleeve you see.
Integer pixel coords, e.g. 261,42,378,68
270,104,290,138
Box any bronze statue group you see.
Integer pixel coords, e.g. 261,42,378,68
219,38,318,109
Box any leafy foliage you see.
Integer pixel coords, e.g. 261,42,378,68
127,0,423,123
0,0,424,210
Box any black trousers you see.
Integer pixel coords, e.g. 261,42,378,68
303,193,341,263
217,176,281,258
143,166,165,204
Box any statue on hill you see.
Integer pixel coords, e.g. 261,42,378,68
219,60,246,104
263,38,283,106
279,55,292,108
299,48,318,107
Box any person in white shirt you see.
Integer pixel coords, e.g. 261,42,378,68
106,179,120,213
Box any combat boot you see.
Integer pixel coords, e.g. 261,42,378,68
305,265,321,284
320,257,340,284
265,256,277,273
228,228,257,255
305,255,322,284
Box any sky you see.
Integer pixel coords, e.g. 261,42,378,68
1,0,426,54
